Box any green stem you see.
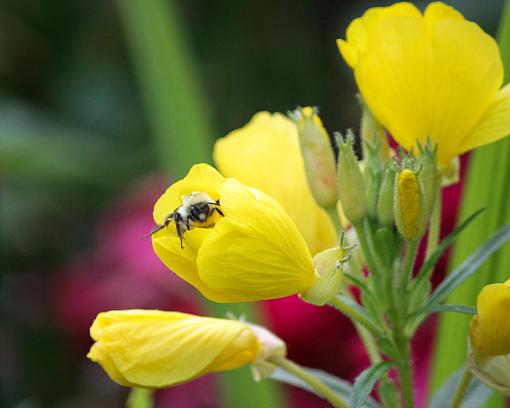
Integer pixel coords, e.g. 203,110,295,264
395,332,415,408
271,356,349,408
400,239,419,291
449,369,473,408
426,182,442,260
354,220,380,275
329,296,380,337
327,205,344,236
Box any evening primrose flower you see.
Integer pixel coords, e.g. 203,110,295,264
214,112,336,255
338,2,510,169
151,163,318,303
87,310,286,388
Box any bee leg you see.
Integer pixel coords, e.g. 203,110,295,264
176,222,185,249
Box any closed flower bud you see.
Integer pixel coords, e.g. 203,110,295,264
151,163,318,303
293,106,338,209
469,280,510,356
468,281,510,394
301,246,344,306
336,132,367,225
359,98,392,164
377,168,395,227
394,169,427,241
87,310,286,388
418,141,439,217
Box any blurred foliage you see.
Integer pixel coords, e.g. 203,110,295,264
0,0,506,407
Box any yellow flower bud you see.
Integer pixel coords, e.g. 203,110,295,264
87,310,285,388
214,111,336,255
338,2,510,170
394,169,426,241
151,163,318,302
293,106,338,210
470,280,510,356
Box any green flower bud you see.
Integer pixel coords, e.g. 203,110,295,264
394,169,427,241
301,246,343,306
336,132,367,225
359,96,392,164
377,168,395,227
364,168,380,219
292,107,338,209
418,141,439,217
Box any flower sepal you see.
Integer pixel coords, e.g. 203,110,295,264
301,246,344,306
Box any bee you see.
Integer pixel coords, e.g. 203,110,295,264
145,192,224,249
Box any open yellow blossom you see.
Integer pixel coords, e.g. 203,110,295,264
87,310,285,388
338,2,510,169
152,163,317,303
214,112,336,255
470,279,510,356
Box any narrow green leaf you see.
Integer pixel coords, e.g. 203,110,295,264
412,209,484,292
351,362,393,408
428,223,510,306
419,304,476,316
429,368,493,408
271,367,380,408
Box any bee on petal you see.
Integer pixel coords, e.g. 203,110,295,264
145,192,224,248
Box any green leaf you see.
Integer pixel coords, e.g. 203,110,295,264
429,368,493,408
428,223,510,306
412,209,484,292
271,367,380,408
418,304,476,316
351,362,393,408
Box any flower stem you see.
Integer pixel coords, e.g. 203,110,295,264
354,220,381,275
327,205,344,236
426,183,442,260
400,239,419,291
449,369,473,408
395,332,415,408
329,295,380,337
270,356,349,408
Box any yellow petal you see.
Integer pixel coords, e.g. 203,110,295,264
459,84,510,154
213,112,336,255
153,163,225,225
424,2,464,22
339,2,504,167
152,229,231,302
197,179,317,302
87,310,260,388
474,283,510,355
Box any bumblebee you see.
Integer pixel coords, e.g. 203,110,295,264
145,192,224,248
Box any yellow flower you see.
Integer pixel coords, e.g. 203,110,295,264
338,2,510,169
214,111,336,255
87,310,285,388
470,279,510,356
152,163,317,303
